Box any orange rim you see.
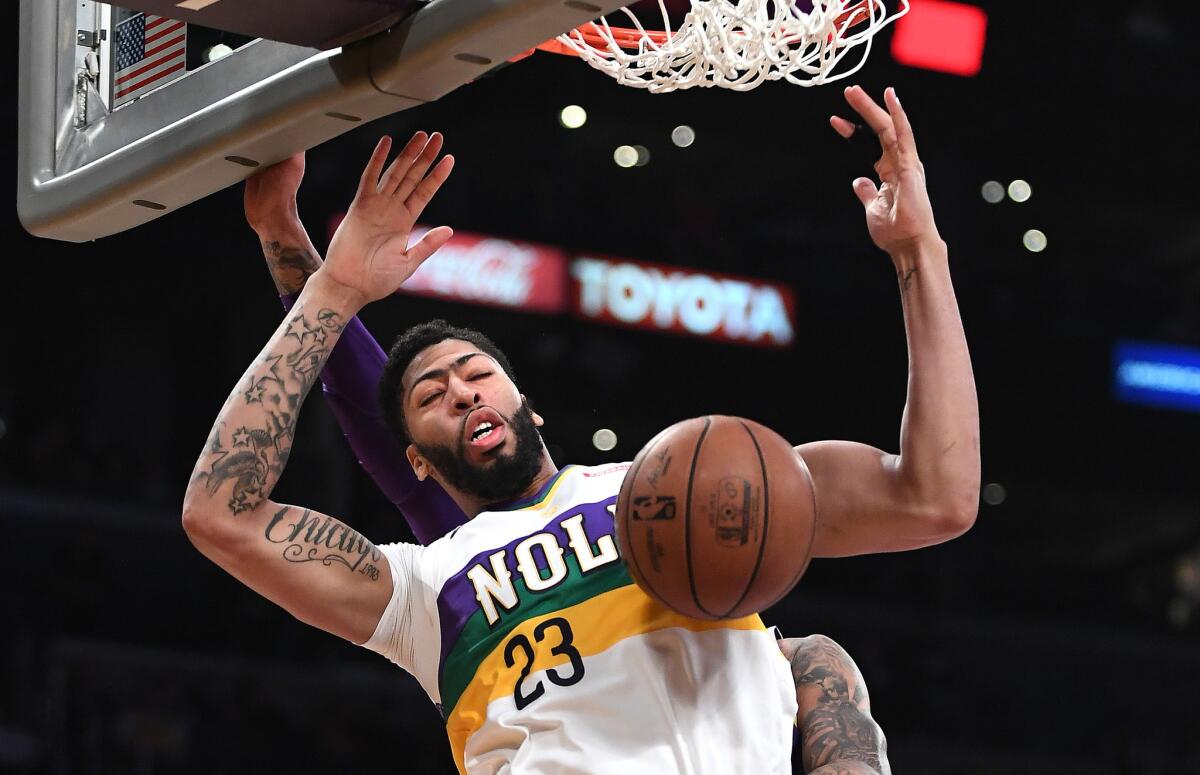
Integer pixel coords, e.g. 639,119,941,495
514,0,875,61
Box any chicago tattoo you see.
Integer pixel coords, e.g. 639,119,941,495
192,307,345,515
265,506,383,581
790,635,889,775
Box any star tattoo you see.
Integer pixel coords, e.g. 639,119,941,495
244,381,267,404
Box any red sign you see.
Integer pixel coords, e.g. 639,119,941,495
570,256,795,348
891,0,987,77
390,224,569,314
328,215,567,313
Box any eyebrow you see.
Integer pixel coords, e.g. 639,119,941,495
408,352,491,401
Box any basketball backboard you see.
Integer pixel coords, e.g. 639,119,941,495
18,0,623,242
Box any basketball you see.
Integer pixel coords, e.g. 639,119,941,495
615,415,818,621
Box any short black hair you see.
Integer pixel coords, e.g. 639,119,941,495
378,319,518,446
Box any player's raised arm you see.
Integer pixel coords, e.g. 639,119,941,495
801,86,980,557
182,133,455,642
244,152,324,296
242,148,469,545
779,635,890,775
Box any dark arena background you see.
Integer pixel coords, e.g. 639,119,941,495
4,2,1200,773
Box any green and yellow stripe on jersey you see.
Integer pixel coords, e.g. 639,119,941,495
431,467,766,773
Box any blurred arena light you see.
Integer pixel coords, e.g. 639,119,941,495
981,482,1006,505
203,43,234,62
633,145,651,167
1008,179,1032,202
559,105,587,129
891,0,987,77
671,125,696,147
592,428,618,451
1114,340,1200,414
1022,229,1047,253
1167,598,1192,628
980,180,1004,203
613,145,638,168
0,416,6,441
1176,552,1200,600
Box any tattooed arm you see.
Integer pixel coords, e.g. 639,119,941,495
244,153,323,296
245,154,468,544
182,133,455,644
779,635,890,775
182,280,395,642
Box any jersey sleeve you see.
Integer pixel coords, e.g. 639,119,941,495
359,542,442,699
280,293,467,544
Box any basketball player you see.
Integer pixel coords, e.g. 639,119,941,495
185,86,972,772
244,120,893,775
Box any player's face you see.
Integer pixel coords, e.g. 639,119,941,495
401,339,546,501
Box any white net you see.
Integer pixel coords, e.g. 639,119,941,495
554,0,909,92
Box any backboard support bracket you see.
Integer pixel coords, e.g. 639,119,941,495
19,0,624,242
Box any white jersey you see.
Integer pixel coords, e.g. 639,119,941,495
361,463,797,774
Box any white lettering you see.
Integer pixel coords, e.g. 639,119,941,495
748,286,793,345
466,550,518,626
514,534,568,592
560,514,619,573
719,280,752,339
606,263,655,323
573,258,607,316
652,270,684,328
570,257,793,345
677,274,725,335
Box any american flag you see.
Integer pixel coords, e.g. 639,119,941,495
113,13,188,107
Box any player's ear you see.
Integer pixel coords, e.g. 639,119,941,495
406,444,430,481
521,394,544,427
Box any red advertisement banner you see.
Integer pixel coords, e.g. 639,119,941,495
328,215,795,346
383,223,569,314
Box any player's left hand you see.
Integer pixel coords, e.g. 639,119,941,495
322,132,456,307
244,152,306,234
831,86,940,257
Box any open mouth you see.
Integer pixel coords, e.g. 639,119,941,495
464,408,507,454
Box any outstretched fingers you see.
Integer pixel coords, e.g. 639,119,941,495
883,87,919,165
406,155,455,223
358,136,393,196
407,225,454,266
841,85,912,172
390,132,445,202
843,84,893,138
829,114,857,140
378,132,430,196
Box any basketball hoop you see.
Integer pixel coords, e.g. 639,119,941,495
526,0,909,92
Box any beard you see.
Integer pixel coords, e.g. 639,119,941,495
414,400,546,504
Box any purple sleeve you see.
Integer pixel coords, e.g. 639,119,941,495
282,293,467,544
